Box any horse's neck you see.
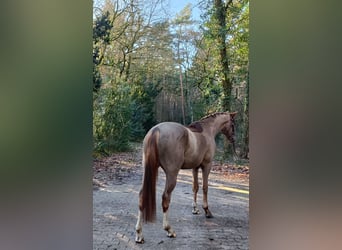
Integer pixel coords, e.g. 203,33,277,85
202,119,225,137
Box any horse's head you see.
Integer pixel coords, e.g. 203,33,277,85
221,112,238,159
221,112,238,144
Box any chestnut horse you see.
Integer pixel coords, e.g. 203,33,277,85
135,112,237,243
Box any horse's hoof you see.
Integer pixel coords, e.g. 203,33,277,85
192,208,200,214
135,236,144,244
205,213,214,218
166,230,176,238
203,207,213,218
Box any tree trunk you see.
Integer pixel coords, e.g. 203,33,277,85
214,0,232,111
214,0,234,160
242,70,249,159
177,38,186,124
179,68,186,124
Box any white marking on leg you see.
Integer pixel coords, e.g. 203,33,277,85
162,211,169,230
192,201,200,214
163,211,176,238
135,210,144,243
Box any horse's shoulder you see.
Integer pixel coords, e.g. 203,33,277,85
187,122,203,133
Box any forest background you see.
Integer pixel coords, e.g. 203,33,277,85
92,0,249,161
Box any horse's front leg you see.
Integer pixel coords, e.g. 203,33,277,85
202,163,213,218
192,167,200,214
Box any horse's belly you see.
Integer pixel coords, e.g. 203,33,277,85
181,157,202,169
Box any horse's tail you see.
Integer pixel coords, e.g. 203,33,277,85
140,127,160,222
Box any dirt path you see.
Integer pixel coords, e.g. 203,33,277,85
93,146,249,250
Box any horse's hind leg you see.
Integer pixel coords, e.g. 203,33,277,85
162,173,177,238
135,190,144,243
135,210,144,243
192,167,200,214
202,163,213,218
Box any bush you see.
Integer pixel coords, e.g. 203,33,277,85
93,84,133,155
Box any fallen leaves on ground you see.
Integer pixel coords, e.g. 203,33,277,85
93,149,249,188
211,162,249,184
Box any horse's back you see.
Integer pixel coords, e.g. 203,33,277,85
154,122,187,145
146,122,186,140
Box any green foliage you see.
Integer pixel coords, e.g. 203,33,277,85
92,78,161,155
91,0,249,160
130,80,162,140
93,11,112,44
93,84,132,155
92,5,169,156
93,11,113,92
93,46,102,91
191,0,249,159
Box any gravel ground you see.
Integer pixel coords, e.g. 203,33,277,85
93,147,249,250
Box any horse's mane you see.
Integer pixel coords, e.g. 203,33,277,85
199,112,229,121
187,112,229,133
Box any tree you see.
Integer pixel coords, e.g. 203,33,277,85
212,0,234,111
92,0,172,154
171,4,199,123
92,0,249,159
93,10,113,92
194,0,249,158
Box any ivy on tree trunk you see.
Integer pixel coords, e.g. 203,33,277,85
214,0,233,111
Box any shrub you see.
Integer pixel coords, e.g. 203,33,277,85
93,84,132,155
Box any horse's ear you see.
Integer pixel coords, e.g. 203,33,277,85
230,112,238,119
